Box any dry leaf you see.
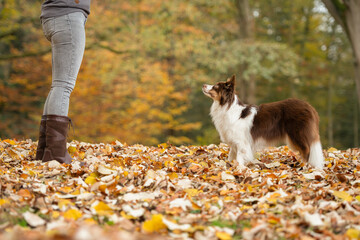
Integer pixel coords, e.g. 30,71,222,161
23,212,46,227
64,208,82,220
142,214,167,233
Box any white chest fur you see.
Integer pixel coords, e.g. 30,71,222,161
210,96,257,164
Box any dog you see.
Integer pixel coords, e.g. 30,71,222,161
202,75,324,169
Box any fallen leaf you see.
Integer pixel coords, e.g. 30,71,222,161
92,201,114,216
23,212,46,227
64,208,82,220
346,228,360,239
142,214,167,233
333,191,353,202
216,231,232,240
304,212,324,227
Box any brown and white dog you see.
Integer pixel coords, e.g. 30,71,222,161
202,75,324,169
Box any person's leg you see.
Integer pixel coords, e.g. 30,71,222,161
43,12,86,116
39,12,86,163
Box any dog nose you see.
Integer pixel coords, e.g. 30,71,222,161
203,84,206,88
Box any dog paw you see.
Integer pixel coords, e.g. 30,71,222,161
235,164,248,172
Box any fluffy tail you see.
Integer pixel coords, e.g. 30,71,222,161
309,141,324,169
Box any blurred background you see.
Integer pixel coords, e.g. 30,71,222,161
0,0,359,148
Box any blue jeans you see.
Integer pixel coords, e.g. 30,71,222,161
41,12,86,116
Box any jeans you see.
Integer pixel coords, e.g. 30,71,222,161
41,12,86,116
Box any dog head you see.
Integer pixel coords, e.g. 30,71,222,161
202,75,236,106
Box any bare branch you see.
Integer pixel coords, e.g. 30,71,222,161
0,48,51,61
93,42,128,55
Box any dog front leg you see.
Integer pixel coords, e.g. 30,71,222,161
235,149,245,167
235,144,253,167
228,145,237,162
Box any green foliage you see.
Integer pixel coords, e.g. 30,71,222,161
212,41,298,81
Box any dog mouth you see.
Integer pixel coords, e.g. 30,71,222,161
202,87,212,98
202,87,209,94
202,84,213,96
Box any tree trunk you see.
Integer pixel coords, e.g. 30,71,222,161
355,96,359,147
234,0,256,104
322,0,360,110
327,76,334,146
234,0,254,40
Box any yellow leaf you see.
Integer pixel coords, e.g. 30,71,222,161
64,208,82,220
220,190,230,195
267,192,281,204
224,196,234,201
84,218,97,224
333,191,353,202
71,189,80,196
142,214,167,233
199,161,209,168
216,231,232,240
167,172,178,180
164,160,175,168
52,211,60,219
4,139,16,145
185,189,200,197
356,196,360,202
158,143,169,148
68,146,78,154
346,228,360,239
85,172,98,185
327,147,337,152
240,205,252,210
8,149,19,158
93,201,113,216
0,199,10,206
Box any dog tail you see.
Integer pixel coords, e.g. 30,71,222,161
309,141,324,169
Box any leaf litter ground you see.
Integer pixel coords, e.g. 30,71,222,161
0,139,360,240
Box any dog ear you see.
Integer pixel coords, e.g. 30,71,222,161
226,75,236,88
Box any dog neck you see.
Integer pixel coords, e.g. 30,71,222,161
210,95,245,126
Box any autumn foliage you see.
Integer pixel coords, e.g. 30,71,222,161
1,0,359,147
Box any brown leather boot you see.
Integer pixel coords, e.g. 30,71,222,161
42,115,72,164
35,115,47,160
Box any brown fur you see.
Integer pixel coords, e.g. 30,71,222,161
206,77,236,107
251,98,320,162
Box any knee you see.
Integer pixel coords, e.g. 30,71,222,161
51,80,75,94
50,86,74,97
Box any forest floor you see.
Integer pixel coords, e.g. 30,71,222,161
0,139,359,240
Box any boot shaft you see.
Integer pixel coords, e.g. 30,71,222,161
42,115,72,164
35,115,47,160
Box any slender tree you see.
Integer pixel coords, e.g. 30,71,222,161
234,0,256,104
322,0,360,109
